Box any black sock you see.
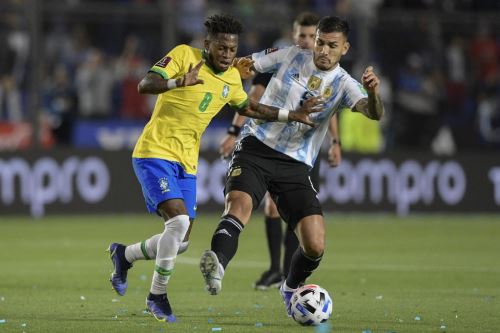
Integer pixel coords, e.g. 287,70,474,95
282,227,299,276
286,247,322,289
265,216,282,272
211,214,244,269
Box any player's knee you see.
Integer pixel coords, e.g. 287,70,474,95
225,191,253,223
177,241,189,254
302,240,324,258
165,214,190,238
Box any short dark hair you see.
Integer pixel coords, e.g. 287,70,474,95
204,14,243,38
294,12,320,28
317,16,349,37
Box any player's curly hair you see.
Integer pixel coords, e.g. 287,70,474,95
317,16,349,37
204,14,243,38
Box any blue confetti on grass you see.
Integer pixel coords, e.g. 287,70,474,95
315,323,331,333
0,319,6,324
211,328,222,332
414,316,421,321
255,322,263,327
208,318,214,323
362,330,372,333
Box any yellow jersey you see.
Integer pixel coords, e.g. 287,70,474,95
133,44,248,175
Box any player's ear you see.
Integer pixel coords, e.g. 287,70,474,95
341,41,350,56
203,39,210,53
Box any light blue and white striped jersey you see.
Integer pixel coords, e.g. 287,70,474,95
240,45,367,168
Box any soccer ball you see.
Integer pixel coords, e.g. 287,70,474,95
290,284,333,326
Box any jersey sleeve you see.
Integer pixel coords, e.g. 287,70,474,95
251,46,292,74
342,77,368,108
228,82,248,110
148,44,188,80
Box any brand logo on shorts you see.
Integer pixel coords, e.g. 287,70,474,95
230,167,242,177
159,177,170,193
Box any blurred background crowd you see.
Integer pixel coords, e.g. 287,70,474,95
1,0,499,154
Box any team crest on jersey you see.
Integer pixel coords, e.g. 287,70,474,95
230,167,242,177
265,47,279,54
159,177,170,193
307,76,322,91
323,86,333,99
155,56,172,68
222,85,229,98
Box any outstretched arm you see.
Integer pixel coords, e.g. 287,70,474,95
237,96,324,127
220,83,266,159
353,66,384,120
138,60,205,94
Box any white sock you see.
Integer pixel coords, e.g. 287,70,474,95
150,215,190,295
125,234,161,263
125,237,190,263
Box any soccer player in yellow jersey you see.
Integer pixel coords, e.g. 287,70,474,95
107,14,323,322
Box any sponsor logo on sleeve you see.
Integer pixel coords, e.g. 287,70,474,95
155,56,172,68
265,47,279,55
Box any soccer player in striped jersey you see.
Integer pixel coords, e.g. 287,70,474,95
199,16,384,316
219,12,342,291
107,14,322,323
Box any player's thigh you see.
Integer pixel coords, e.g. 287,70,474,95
264,192,280,218
309,158,321,192
295,215,325,257
272,187,322,231
132,158,189,218
225,156,268,212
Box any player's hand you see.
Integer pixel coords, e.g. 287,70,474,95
178,60,205,87
290,96,325,127
219,134,237,159
327,143,342,167
233,57,255,80
362,66,380,94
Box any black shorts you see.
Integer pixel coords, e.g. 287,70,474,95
309,155,320,191
225,136,323,229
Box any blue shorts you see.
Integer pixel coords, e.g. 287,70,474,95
132,158,197,219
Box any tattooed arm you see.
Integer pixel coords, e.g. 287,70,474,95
353,66,384,120
236,96,325,127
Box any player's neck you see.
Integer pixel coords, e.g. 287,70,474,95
202,49,225,75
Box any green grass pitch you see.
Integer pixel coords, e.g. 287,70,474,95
0,213,499,333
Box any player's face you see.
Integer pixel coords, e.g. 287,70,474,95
205,33,239,72
293,25,316,50
313,31,349,71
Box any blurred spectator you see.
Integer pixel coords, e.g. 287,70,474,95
42,64,77,145
75,48,115,118
392,53,443,150
469,22,499,90
0,13,29,122
114,35,150,119
478,88,500,147
45,24,91,77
